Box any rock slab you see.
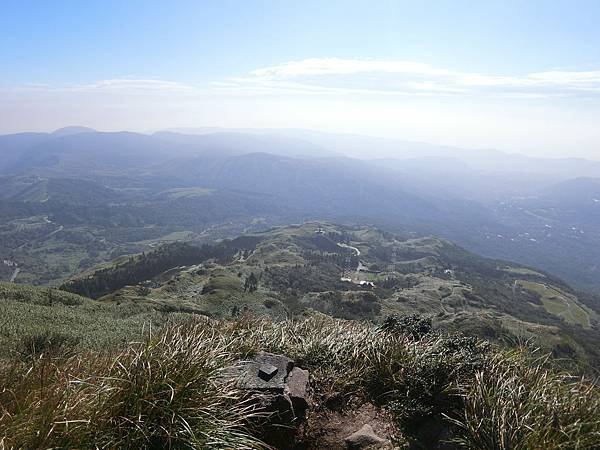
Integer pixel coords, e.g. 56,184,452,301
228,352,311,450
230,352,309,418
285,366,310,415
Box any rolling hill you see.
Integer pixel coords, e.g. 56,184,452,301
61,222,600,372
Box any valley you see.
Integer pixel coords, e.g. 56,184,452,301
3,220,600,448
2,128,600,294
1,129,600,446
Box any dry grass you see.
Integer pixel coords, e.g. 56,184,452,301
1,315,599,449
0,324,267,449
448,351,600,449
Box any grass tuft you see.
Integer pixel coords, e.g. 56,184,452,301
0,324,267,449
448,350,600,449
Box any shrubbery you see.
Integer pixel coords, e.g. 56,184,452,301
450,350,600,449
380,314,433,339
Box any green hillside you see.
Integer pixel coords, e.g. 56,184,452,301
2,224,600,448
1,298,599,449
0,282,184,356
60,222,600,371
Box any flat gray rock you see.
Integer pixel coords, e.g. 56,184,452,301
225,352,311,422
235,352,294,392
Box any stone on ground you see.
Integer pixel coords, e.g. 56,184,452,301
344,424,389,449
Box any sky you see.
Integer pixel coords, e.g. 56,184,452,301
2,0,600,158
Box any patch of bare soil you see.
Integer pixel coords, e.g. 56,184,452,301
296,401,406,449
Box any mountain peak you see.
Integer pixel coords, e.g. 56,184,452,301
51,126,97,136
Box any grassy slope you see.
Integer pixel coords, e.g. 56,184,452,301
78,222,600,371
1,256,600,448
0,282,187,356
516,280,595,328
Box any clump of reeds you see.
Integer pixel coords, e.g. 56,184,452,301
448,350,600,449
0,324,267,449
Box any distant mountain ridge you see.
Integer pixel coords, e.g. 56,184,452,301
0,129,338,177
3,127,600,179
165,127,600,177
2,127,600,291
51,126,97,136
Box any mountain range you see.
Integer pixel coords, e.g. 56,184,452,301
2,129,600,448
1,126,599,292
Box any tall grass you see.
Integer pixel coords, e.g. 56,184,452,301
0,324,267,449
449,351,600,449
213,315,489,424
1,315,599,449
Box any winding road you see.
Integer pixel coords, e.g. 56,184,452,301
336,242,361,256
337,243,369,273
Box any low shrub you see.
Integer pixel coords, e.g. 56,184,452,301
380,314,433,340
18,332,79,359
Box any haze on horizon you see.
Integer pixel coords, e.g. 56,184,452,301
2,0,600,159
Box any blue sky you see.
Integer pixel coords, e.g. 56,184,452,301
2,0,600,157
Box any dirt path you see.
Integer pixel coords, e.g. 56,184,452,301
46,225,64,237
337,243,361,256
337,243,370,282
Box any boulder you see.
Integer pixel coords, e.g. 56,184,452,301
344,424,388,449
227,352,310,419
285,366,310,416
227,352,310,449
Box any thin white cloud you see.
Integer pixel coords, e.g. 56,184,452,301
2,63,600,159
220,58,600,97
250,58,438,78
8,78,197,94
9,61,600,98
80,78,195,92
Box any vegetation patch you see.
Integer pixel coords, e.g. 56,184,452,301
1,315,599,449
517,280,592,328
